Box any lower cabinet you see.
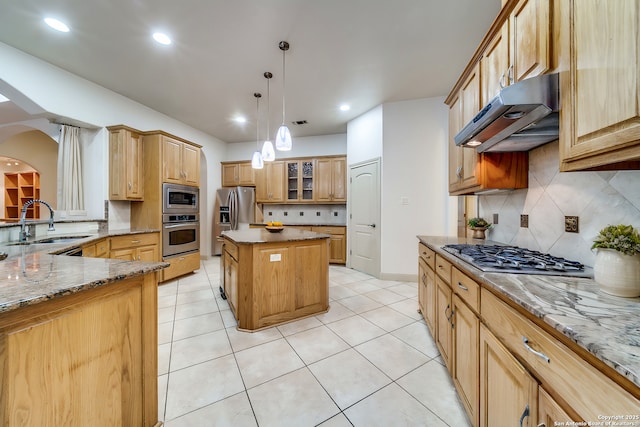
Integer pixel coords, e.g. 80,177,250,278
110,233,159,262
81,238,109,258
311,226,346,264
223,241,239,319
162,251,201,282
479,324,537,427
416,242,640,426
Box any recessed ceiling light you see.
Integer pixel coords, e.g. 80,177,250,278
152,32,172,45
234,116,247,124
339,104,350,111
0,94,9,103
44,17,70,32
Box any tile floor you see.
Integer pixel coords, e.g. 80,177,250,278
157,257,471,426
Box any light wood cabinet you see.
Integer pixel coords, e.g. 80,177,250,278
418,243,436,334
558,0,640,171
3,172,40,219
0,272,159,426
221,162,255,187
223,241,239,319
435,275,453,371
162,136,200,186
222,234,329,330
286,160,314,202
315,157,346,202
108,125,144,200
162,252,201,282
447,62,528,195
311,226,346,264
255,161,285,203
110,233,159,262
481,0,551,105
537,387,577,426
452,294,479,427
81,237,109,258
479,324,537,427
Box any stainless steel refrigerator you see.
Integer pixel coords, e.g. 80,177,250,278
212,186,255,255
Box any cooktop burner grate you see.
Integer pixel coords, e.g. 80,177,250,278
442,244,592,277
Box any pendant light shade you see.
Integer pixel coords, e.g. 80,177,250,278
252,92,264,169
275,41,292,151
261,72,276,161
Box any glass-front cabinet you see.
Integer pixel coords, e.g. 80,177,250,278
286,160,314,202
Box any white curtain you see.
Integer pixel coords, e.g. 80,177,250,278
57,125,84,210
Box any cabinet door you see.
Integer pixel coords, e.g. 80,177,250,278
268,161,285,202
109,127,144,200
537,387,577,426
331,158,346,201
182,143,200,186
424,265,436,335
435,276,453,372
162,137,183,184
418,257,427,318
453,295,479,427
126,131,144,199
315,157,346,202
222,163,239,187
137,244,158,262
510,0,550,82
286,161,300,201
111,248,136,261
460,62,480,189
237,162,255,186
559,0,640,171
479,324,537,427
328,233,346,264
482,21,510,105
224,251,238,319
448,94,463,192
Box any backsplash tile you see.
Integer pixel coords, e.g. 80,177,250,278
264,204,346,225
480,141,640,267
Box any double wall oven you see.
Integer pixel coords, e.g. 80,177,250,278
162,183,199,257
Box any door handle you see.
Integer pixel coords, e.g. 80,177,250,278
368,224,376,228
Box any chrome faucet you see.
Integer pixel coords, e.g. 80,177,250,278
19,199,55,242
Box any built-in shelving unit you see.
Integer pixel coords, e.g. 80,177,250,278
3,172,40,220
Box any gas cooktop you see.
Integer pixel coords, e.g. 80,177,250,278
442,244,593,278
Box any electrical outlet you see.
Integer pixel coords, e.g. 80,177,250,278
493,213,499,225
520,214,529,228
565,216,579,233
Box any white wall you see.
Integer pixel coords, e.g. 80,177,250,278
381,97,451,278
0,42,227,256
346,106,383,164
225,133,347,161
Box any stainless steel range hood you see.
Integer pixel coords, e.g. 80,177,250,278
454,73,559,153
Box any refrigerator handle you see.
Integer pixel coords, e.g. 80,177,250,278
230,190,239,230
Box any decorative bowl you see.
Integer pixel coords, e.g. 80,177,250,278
265,226,284,233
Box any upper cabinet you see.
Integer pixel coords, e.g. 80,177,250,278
482,0,551,105
448,62,528,195
162,136,200,187
255,161,285,203
315,157,346,202
221,162,255,187
286,160,314,202
108,125,144,201
558,0,640,171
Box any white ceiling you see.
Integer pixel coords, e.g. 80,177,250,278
0,0,500,143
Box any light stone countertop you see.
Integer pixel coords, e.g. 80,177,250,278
223,227,330,244
417,235,640,390
0,228,167,315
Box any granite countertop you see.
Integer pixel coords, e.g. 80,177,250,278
417,235,640,389
0,228,166,315
223,228,330,244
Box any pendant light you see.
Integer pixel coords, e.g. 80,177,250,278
261,72,276,161
251,92,264,169
275,41,292,151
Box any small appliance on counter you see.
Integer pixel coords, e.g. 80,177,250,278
212,186,255,255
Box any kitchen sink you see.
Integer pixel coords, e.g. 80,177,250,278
34,235,92,244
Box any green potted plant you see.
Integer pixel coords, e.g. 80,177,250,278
591,224,640,297
467,217,492,239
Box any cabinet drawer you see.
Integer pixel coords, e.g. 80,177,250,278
481,289,639,419
110,233,158,250
435,254,452,284
312,226,345,235
224,240,239,261
418,243,435,270
452,267,480,314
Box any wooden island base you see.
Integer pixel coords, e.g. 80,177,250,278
222,228,330,331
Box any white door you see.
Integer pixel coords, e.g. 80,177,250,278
348,159,380,277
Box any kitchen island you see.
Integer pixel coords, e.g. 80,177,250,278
0,237,166,427
222,228,330,331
